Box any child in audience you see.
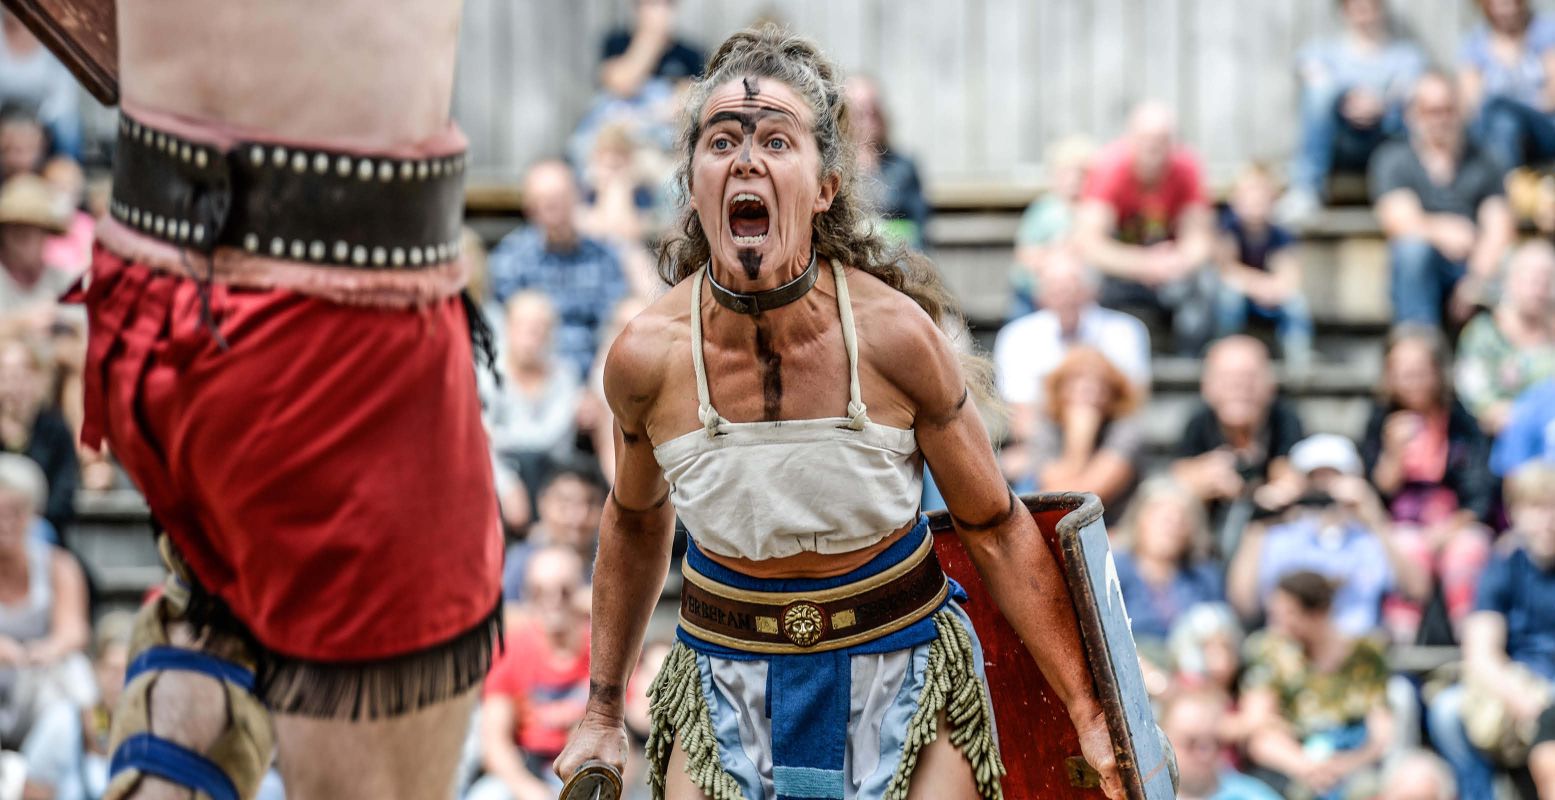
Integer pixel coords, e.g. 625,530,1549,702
1215,164,1315,370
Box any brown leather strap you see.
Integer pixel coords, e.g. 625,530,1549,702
108,114,466,269
679,538,950,654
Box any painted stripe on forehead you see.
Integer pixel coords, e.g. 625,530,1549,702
703,107,798,134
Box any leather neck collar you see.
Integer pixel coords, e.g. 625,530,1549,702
706,253,819,315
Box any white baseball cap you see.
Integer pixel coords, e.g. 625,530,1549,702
1288,433,1363,476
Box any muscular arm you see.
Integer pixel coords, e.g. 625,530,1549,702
895,311,1117,792
581,333,677,727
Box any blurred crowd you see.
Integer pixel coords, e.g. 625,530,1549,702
6,0,1555,798
992,1,1555,798
0,6,127,798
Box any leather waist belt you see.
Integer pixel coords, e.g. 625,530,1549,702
108,114,466,268
679,534,949,655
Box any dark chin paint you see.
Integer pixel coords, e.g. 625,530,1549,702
738,249,762,280
754,325,783,420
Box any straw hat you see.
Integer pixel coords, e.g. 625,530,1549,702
0,174,69,235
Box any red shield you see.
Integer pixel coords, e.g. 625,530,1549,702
927,493,1176,800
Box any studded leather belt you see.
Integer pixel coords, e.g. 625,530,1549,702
108,114,466,269
678,533,950,655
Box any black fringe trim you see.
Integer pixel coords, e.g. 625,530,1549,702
255,599,504,721
160,544,504,721
461,289,500,387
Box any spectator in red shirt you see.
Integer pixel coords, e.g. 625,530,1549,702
470,546,590,800
1074,100,1218,354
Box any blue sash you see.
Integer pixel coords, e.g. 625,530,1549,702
677,516,964,800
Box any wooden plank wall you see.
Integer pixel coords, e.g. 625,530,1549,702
455,0,1515,188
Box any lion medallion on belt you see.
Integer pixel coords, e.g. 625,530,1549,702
780,600,827,647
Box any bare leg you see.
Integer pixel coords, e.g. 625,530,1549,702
274,685,478,800
905,712,979,800
663,736,714,800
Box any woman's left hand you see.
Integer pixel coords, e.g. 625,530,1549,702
1072,705,1124,799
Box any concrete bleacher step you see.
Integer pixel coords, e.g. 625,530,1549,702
928,207,1394,329
1289,205,1383,239
69,489,162,612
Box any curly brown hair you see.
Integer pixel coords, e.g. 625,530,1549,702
659,24,998,409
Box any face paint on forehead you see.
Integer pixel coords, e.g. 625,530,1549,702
700,78,809,136
704,107,794,135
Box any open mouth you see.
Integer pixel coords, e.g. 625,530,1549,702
728,193,770,246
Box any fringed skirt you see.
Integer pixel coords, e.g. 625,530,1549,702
647,525,1004,800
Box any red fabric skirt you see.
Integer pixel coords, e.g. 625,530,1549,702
74,246,502,665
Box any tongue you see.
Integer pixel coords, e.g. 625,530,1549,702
731,214,769,238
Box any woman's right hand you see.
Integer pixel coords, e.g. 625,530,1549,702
553,708,630,785
1381,411,1421,454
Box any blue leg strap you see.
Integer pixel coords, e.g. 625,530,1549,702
109,733,239,800
126,645,256,694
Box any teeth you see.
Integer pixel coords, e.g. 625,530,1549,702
731,192,764,206
733,234,767,246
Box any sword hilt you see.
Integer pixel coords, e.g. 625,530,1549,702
559,760,623,800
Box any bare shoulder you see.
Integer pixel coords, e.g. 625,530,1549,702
841,265,957,376
840,265,964,420
602,280,692,421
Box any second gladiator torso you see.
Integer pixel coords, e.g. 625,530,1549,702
118,0,463,149
100,0,471,306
